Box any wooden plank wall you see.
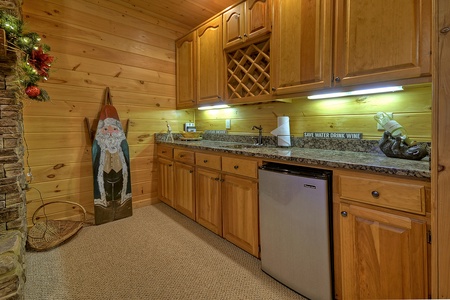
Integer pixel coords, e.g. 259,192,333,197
21,0,194,223
196,84,432,142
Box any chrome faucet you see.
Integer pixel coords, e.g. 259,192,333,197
252,125,263,145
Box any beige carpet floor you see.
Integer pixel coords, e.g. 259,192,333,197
25,203,307,300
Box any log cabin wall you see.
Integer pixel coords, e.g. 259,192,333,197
21,0,194,223
195,84,432,143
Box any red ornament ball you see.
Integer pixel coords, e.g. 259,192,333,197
25,85,41,98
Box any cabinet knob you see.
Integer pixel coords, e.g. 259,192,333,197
179,154,184,158
371,190,380,198
214,177,220,181
162,150,166,153
234,165,239,169
334,76,341,82
238,35,243,39
203,159,208,163
271,87,276,91
243,33,248,38
189,170,193,173
341,211,348,217
441,27,450,34
168,164,173,167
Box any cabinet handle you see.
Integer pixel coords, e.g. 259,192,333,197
371,190,380,198
214,177,220,181
189,170,193,173
441,27,450,34
238,35,243,39
179,154,184,158
243,33,247,38
334,76,341,82
271,87,276,91
168,164,173,167
234,165,239,169
203,159,208,163
162,151,167,153
341,211,348,217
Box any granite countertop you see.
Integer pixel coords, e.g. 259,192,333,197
157,137,431,180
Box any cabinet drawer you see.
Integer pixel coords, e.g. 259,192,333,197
174,149,194,164
196,153,221,170
222,156,258,178
157,145,173,159
339,175,426,214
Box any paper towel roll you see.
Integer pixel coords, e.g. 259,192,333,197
270,116,291,147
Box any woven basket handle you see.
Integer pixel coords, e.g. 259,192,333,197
32,201,87,225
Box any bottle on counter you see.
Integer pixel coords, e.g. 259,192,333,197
374,112,416,146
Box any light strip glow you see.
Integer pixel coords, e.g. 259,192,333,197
198,104,230,110
307,86,403,100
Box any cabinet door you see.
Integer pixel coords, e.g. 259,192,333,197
196,168,222,235
197,15,224,105
223,2,245,49
176,32,196,109
174,162,195,220
246,0,271,40
340,203,428,299
271,0,333,95
157,157,174,207
222,174,259,257
334,0,432,86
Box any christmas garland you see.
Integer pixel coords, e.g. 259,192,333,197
0,11,54,101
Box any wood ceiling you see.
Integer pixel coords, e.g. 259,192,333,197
121,0,239,31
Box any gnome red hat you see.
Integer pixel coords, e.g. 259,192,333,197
99,104,120,121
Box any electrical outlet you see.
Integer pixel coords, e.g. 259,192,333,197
225,119,231,129
377,112,393,130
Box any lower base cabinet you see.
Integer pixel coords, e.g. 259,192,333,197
174,162,195,220
340,203,428,299
222,174,259,257
195,167,222,235
335,170,430,299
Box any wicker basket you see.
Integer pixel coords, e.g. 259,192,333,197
27,201,86,251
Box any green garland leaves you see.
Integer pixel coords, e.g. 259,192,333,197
0,11,54,101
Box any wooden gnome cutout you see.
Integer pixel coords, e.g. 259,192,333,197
91,87,132,225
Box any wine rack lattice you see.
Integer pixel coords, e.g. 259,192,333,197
226,39,270,99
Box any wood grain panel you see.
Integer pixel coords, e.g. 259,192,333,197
22,0,194,222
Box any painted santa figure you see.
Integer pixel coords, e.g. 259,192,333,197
92,103,132,225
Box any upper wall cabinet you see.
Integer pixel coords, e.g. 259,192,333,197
176,32,196,109
333,0,432,87
271,0,431,97
271,0,333,95
223,0,272,49
197,15,225,106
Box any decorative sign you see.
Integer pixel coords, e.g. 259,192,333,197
303,132,363,139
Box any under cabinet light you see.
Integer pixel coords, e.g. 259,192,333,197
198,104,230,110
307,86,403,100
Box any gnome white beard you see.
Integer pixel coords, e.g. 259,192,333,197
96,118,126,152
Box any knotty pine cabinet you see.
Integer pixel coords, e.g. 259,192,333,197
271,0,432,96
271,0,333,95
157,146,196,220
197,15,224,106
157,145,260,257
173,149,196,220
196,153,260,257
223,0,271,49
157,145,174,207
334,170,430,299
176,16,224,109
175,32,196,109
195,153,223,235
